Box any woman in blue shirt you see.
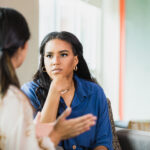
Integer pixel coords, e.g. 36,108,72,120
22,31,113,150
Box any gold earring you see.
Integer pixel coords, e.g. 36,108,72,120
74,66,78,71
42,67,46,72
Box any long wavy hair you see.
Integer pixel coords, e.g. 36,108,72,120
0,8,30,97
33,31,97,107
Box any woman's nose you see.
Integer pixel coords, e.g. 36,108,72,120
52,56,60,65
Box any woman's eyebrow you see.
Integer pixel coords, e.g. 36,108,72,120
45,50,69,54
59,50,69,53
45,51,53,54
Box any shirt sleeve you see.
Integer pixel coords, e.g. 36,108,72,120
1,87,55,150
21,82,41,112
92,87,113,150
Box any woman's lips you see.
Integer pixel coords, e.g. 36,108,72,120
52,69,62,74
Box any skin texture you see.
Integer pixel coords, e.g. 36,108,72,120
44,39,78,79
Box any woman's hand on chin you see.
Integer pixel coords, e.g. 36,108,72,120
49,75,70,95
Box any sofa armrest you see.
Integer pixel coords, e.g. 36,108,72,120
116,127,150,150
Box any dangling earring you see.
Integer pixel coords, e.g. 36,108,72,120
42,67,46,72
74,65,78,71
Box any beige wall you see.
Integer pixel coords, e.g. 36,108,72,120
0,0,39,85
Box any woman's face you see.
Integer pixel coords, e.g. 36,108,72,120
44,39,78,79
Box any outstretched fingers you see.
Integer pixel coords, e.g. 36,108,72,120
69,114,97,127
64,114,97,138
58,107,72,121
76,114,96,128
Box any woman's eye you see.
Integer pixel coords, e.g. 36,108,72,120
46,54,53,58
61,53,68,57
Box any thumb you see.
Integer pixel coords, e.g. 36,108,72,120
59,107,72,121
34,112,41,123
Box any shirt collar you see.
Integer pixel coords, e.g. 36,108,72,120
59,74,93,107
74,74,91,101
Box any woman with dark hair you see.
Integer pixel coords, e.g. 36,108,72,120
22,31,113,150
0,8,96,150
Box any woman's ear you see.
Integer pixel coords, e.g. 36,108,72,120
22,41,28,51
74,56,79,66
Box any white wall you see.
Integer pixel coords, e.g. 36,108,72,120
101,0,120,120
0,0,39,85
81,0,101,8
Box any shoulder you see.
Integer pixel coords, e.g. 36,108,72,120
22,81,39,91
5,85,28,104
21,81,41,110
2,85,32,116
21,81,39,99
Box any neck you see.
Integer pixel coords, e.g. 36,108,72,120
66,73,75,89
62,78,75,107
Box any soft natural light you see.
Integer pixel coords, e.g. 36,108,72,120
39,0,120,120
39,0,101,83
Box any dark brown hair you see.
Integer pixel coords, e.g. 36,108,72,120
33,31,97,107
0,8,30,97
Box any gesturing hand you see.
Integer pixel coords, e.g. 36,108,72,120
34,112,55,138
50,107,97,146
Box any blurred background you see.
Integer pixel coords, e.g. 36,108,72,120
1,0,150,123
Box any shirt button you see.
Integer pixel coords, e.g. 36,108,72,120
72,145,76,149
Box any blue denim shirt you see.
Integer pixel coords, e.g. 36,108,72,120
21,75,113,150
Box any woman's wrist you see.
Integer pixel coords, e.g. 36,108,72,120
49,86,61,97
49,130,61,146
